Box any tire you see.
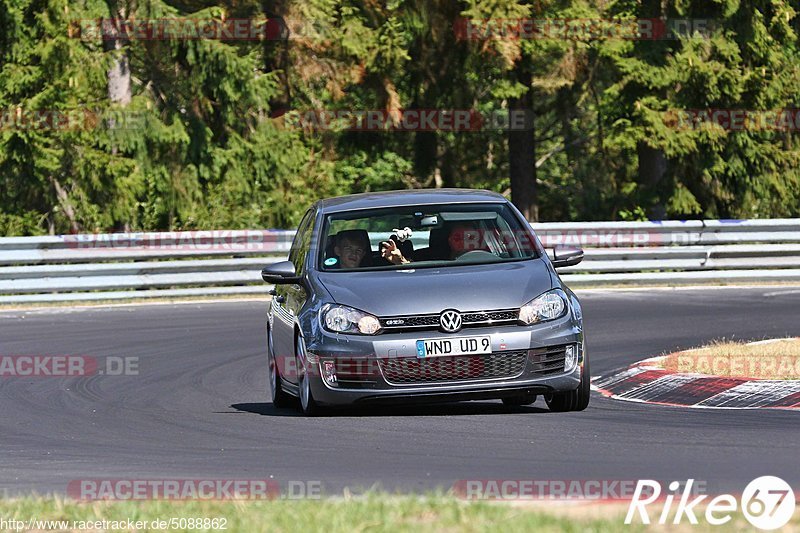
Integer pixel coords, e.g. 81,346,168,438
296,334,323,416
267,326,293,408
501,393,537,406
545,358,590,412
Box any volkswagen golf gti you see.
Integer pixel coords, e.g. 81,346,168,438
262,189,588,415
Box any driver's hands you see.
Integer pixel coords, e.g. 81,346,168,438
381,240,409,265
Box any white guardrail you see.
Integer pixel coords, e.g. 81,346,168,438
1,220,800,303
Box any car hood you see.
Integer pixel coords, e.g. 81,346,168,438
316,258,554,316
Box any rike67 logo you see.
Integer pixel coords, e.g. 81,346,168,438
626,477,795,530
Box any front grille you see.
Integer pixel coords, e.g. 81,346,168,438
379,309,519,332
529,345,569,376
462,310,518,322
386,315,440,328
379,350,527,385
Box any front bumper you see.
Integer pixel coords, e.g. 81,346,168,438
304,314,584,406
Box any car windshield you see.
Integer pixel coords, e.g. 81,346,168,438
319,202,541,271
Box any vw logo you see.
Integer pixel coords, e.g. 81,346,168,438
440,310,462,333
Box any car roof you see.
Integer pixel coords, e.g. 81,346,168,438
315,188,507,214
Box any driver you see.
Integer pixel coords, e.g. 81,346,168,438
446,224,484,258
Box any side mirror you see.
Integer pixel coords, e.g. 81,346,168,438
551,246,584,268
261,261,300,284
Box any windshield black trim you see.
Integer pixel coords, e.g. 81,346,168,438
317,202,542,273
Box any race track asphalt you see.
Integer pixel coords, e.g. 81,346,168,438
0,287,798,497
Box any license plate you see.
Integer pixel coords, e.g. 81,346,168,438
415,336,492,358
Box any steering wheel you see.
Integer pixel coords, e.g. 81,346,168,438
454,250,497,262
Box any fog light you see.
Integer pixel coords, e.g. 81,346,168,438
564,345,578,371
322,361,338,385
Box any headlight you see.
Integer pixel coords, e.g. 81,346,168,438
518,289,568,325
321,304,381,335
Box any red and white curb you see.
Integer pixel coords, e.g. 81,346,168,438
591,343,800,410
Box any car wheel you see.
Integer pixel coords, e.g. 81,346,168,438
545,359,590,412
267,326,293,408
501,393,537,406
296,334,322,416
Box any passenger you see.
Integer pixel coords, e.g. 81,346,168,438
381,238,412,265
379,227,413,265
331,230,370,269
382,223,482,264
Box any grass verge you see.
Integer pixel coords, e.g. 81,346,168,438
0,496,635,533
657,338,800,379
1,494,795,533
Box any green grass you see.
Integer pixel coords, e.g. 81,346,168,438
656,339,800,379
0,495,642,533
2,493,791,532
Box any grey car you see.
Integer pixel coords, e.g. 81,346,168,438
262,189,588,415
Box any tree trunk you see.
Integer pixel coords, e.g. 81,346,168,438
414,131,437,185
637,142,668,219
103,1,131,231
262,1,291,113
104,2,131,106
50,176,80,233
508,67,537,221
